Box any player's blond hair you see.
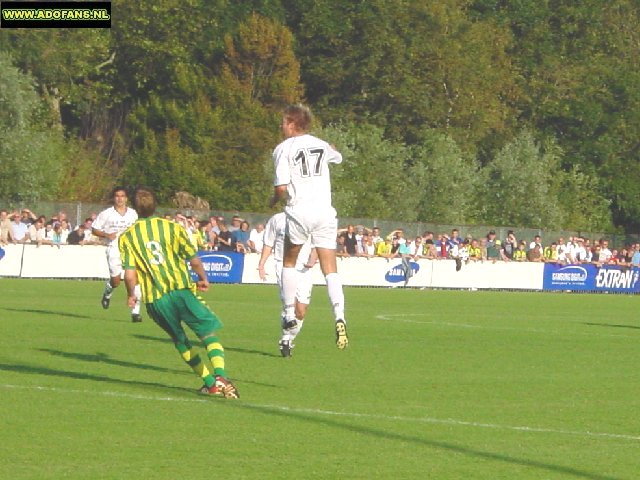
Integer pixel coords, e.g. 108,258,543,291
133,187,157,218
283,104,312,132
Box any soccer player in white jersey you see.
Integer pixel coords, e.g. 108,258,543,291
269,104,348,349
92,186,142,322
258,212,315,357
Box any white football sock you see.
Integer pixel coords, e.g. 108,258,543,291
287,319,304,343
131,284,141,315
325,272,345,321
281,267,298,320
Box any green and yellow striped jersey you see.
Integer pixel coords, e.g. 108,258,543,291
119,217,197,304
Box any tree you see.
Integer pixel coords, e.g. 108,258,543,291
0,53,67,203
408,130,480,224
478,130,564,229
319,122,418,221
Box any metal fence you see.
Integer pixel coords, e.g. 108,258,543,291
3,199,638,248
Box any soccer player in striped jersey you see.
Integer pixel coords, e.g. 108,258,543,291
118,187,239,398
92,186,142,322
270,104,348,349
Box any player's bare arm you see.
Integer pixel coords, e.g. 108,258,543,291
92,227,117,241
189,256,210,292
258,244,274,281
269,185,288,209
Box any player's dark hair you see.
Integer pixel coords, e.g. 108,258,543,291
111,185,128,199
283,104,312,132
133,187,157,218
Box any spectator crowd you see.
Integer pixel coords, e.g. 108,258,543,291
335,226,640,268
2,207,639,268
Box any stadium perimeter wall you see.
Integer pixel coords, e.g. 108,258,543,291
2,245,638,293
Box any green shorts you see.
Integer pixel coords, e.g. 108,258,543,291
146,289,223,345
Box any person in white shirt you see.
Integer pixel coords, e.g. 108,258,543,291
92,186,142,322
257,212,315,357
572,238,587,263
598,239,613,263
248,223,265,253
269,104,348,350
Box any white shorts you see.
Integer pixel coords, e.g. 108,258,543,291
285,206,337,250
106,244,123,278
275,260,314,305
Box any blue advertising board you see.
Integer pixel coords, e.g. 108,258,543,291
191,251,245,284
543,263,640,293
384,261,420,283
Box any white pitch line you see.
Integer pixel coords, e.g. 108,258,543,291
3,383,639,442
376,314,634,338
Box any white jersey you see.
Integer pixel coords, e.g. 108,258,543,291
273,133,342,210
263,213,287,262
93,206,138,246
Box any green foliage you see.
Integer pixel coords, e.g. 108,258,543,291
556,166,615,233
0,52,67,203
408,131,480,224
0,1,635,232
58,140,117,202
319,122,417,221
478,130,563,228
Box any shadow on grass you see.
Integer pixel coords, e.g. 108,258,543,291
1,307,92,320
133,334,280,358
35,348,279,389
227,403,621,480
37,349,186,375
583,322,640,331
0,362,193,395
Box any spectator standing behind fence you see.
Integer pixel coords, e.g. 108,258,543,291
249,223,265,253
27,218,48,246
208,216,221,236
398,236,414,286
543,242,558,262
20,209,36,226
80,218,98,244
631,244,640,266
599,239,613,263
528,244,543,262
10,213,28,243
67,224,87,245
486,230,501,263
338,225,358,256
436,233,449,258
468,239,482,262
529,235,543,252
360,233,375,257
217,219,233,251
513,241,528,262
573,238,587,263
228,215,242,233
503,230,517,260
231,221,251,253
448,229,463,248
375,237,392,258
370,227,383,246
421,232,437,259
336,235,349,257
0,210,12,245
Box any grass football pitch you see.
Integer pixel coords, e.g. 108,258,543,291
0,279,638,479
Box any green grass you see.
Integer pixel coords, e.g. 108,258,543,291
0,279,639,479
